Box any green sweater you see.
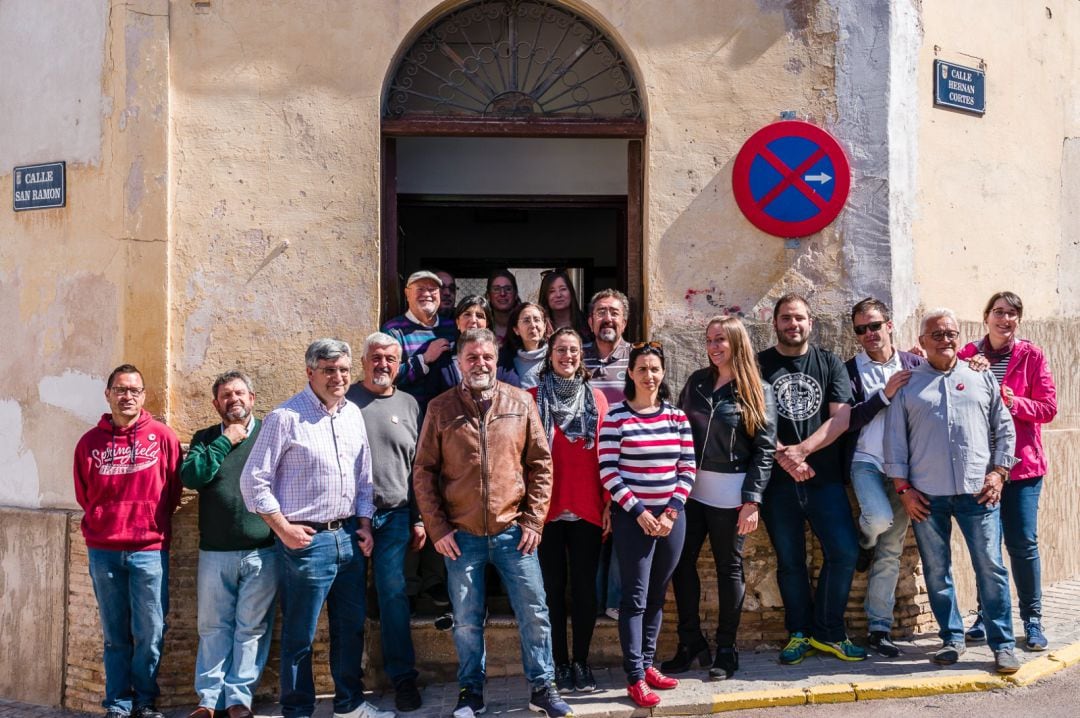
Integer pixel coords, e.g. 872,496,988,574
181,418,274,551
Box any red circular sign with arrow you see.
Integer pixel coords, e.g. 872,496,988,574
731,120,851,238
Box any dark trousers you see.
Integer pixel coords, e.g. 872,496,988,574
538,519,603,665
612,507,686,683
670,499,746,647
760,478,859,642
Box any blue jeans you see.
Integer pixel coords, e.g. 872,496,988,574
372,508,418,685
761,479,859,642
850,462,910,632
278,520,368,718
444,524,554,691
87,548,169,714
195,547,280,709
912,493,1015,651
1002,477,1043,622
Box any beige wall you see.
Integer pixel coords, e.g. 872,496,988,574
914,1,1080,320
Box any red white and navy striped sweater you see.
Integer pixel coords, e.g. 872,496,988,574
599,401,696,517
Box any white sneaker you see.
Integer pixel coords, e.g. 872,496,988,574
334,701,396,718
605,607,619,621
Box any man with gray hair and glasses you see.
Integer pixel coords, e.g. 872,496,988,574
884,308,1020,674
182,371,278,718
241,339,393,718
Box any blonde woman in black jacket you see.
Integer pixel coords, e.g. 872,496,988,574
662,315,777,679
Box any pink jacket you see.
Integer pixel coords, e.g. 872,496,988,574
958,338,1057,480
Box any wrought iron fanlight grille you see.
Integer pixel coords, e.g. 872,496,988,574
384,0,643,119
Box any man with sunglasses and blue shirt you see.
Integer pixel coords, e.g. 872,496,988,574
883,308,1019,674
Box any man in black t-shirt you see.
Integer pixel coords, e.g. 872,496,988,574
756,294,866,665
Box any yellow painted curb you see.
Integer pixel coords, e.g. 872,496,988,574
852,674,1008,700
1049,641,1080,668
805,683,856,704
710,688,806,713
1005,655,1063,686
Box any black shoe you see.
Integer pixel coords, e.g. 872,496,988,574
132,708,164,718
709,646,739,680
528,682,573,718
867,631,901,657
659,638,710,674
434,611,454,631
571,661,596,693
453,687,486,718
855,545,875,573
395,677,423,712
554,664,574,693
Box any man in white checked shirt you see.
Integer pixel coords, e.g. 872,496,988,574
241,339,393,718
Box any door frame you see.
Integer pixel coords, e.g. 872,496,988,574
380,119,645,334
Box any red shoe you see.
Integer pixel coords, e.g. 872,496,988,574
644,666,679,689
627,679,661,707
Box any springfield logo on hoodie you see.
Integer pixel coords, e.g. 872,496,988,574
91,436,163,475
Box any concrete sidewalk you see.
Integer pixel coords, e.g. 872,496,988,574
5,579,1079,718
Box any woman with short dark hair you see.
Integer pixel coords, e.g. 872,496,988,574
599,342,695,707
437,295,519,390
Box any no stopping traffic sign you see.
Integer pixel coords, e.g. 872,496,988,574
731,120,851,238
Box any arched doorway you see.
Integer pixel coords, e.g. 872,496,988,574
381,0,646,336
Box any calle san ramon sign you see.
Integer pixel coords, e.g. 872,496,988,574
13,161,66,211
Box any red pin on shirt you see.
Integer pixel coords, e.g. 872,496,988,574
957,383,965,391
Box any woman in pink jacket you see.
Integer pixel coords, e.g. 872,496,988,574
958,291,1057,651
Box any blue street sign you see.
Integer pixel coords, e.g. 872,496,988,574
934,60,985,115
13,161,66,211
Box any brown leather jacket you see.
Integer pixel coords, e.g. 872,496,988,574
413,381,553,542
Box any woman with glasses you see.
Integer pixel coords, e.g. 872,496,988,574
599,342,695,707
957,292,1057,650
527,327,609,695
538,269,590,340
501,302,550,390
437,295,520,389
486,269,521,346
663,316,777,680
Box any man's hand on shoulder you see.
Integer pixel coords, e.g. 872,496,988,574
883,370,912,399
966,354,990,372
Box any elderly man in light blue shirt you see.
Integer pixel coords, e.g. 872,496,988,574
884,308,1019,674
241,338,392,718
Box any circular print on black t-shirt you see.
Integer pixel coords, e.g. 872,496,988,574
773,372,823,421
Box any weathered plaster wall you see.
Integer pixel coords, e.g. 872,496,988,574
0,0,170,510
0,508,70,705
913,1,1080,320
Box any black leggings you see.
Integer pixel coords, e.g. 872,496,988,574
670,499,746,647
612,506,687,683
538,519,603,665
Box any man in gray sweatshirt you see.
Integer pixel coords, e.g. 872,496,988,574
883,307,1018,674
347,332,424,712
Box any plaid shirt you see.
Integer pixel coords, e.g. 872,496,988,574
241,384,375,522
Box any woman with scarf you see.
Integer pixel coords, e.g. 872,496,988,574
501,302,550,389
528,327,609,695
958,291,1057,650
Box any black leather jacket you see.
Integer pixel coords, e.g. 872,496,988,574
678,368,778,505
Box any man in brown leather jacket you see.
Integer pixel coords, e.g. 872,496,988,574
414,328,572,718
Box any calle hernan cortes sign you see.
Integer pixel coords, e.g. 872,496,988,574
13,161,66,211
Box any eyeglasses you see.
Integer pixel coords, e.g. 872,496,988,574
990,308,1019,320
317,366,351,376
853,320,885,336
411,286,439,296
923,330,960,342
490,285,515,295
592,307,623,319
109,387,145,397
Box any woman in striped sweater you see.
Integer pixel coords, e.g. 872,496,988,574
599,342,696,708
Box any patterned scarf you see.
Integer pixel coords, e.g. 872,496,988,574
536,373,598,449
977,335,1015,365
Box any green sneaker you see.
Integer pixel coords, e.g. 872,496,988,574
809,636,868,662
779,632,817,665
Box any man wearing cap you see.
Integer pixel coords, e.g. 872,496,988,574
381,270,458,411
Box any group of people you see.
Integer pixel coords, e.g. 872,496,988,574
72,264,1056,718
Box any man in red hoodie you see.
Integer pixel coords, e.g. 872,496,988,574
73,364,183,718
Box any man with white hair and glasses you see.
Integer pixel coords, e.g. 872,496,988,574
884,308,1020,674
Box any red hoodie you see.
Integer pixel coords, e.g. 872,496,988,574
73,409,183,551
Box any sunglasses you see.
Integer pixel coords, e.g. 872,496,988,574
632,341,664,352
853,320,885,336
